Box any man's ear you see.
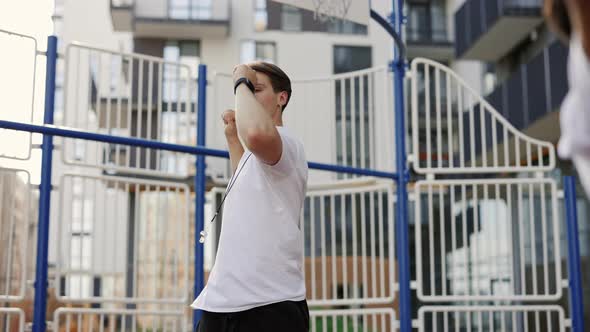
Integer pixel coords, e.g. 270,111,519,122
278,91,288,107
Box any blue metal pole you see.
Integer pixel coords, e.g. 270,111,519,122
0,120,229,158
33,35,58,332
564,176,586,332
0,120,401,179
391,1,412,331
193,64,207,330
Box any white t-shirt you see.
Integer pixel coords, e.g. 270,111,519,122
558,34,590,198
558,34,590,159
192,126,308,312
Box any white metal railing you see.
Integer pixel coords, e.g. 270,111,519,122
55,173,190,304
310,308,396,332
303,178,396,306
62,43,196,178
414,178,562,302
53,308,186,332
409,58,569,331
0,29,37,161
0,308,25,332
410,58,555,174
210,67,395,182
417,305,565,332
0,168,31,302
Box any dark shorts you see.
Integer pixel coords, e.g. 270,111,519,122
196,300,309,332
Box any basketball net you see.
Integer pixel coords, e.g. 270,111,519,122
311,0,353,23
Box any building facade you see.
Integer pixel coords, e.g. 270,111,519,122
43,0,589,329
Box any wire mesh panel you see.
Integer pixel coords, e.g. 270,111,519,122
53,308,186,332
418,305,566,332
0,29,37,160
0,308,25,332
410,58,555,174
303,178,396,306
309,308,396,332
55,174,190,304
414,178,562,302
0,168,31,302
210,67,395,182
61,43,197,178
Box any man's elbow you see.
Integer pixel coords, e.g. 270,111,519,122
243,129,282,164
244,129,275,151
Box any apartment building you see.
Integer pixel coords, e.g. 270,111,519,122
45,0,589,329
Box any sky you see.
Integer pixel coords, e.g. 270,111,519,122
0,0,54,184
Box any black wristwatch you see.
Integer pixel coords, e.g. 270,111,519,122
234,77,255,95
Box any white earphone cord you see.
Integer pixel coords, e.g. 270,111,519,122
199,152,253,243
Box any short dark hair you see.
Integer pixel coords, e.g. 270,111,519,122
248,62,292,112
543,0,571,43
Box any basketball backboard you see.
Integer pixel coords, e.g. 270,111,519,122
269,0,370,25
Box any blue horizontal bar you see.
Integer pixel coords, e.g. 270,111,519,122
0,120,398,179
0,120,230,158
308,162,397,179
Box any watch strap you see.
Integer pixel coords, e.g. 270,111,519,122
234,77,255,95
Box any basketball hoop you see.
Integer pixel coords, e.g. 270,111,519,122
310,0,353,23
270,0,369,25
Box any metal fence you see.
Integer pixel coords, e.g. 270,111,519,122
408,58,582,332
414,178,562,302
0,308,26,332
0,29,37,161
0,168,32,302
61,43,196,178
417,305,566,332
55,174,191,304
303,178,396,306
0,29,586,332
411,58,555,174
210,67,396,182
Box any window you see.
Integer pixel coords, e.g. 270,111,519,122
327,18,367,35
74,140,86,161
281,4,302,32
240,40,276,63
254,0,268,32
430,1,447,41
169,0,212,20
163,41,200,102
407,0,448,43
407,2,429,42
70,234,92,270
333,46,372,75
160,112,190,174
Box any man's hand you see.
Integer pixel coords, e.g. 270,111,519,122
222,109,239,140
222,109,245,173
233,64,257,86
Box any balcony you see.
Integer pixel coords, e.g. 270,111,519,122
484,40,567,143
454,0,543,61
110,0,231,39
406,28,454,61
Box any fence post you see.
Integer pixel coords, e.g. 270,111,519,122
33,35,57,332
193,64,207,330
564,176,586,332
391,0,412,330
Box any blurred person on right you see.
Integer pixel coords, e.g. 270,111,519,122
544,0,590,198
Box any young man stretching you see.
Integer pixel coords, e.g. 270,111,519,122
192,62,309,331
